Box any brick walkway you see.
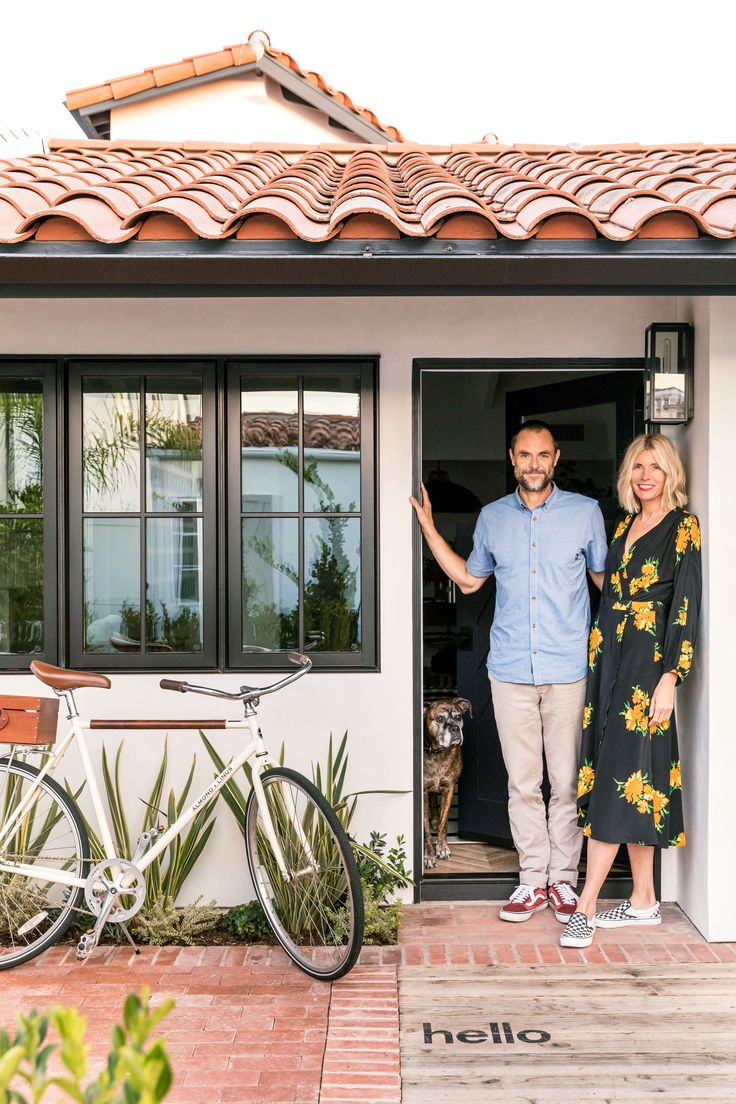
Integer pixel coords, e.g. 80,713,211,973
1,902,734,1103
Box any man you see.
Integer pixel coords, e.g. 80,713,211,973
410,422,607,922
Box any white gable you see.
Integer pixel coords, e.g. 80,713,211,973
110,72,363,144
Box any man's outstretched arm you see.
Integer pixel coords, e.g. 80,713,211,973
409,482,488,595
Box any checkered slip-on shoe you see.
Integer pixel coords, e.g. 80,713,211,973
595,900,662,928
560,911,596,948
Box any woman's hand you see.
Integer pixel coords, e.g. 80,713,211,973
649,671,677,729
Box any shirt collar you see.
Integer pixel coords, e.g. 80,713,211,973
514,482,559,512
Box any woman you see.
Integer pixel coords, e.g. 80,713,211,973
560,434,701,948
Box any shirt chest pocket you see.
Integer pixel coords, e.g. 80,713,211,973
546,539,583,572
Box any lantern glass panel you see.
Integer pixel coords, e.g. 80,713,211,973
650,329,687,423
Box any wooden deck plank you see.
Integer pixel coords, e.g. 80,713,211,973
399,963,736,1103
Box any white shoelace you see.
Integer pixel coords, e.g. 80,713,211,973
553,882,577,905
508,883,537,903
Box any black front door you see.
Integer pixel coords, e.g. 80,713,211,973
456,370,644,842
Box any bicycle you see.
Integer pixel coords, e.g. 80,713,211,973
0,653,364,981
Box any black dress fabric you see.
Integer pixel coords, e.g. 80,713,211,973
577,508,701,848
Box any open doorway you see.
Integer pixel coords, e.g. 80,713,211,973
417,361,645,893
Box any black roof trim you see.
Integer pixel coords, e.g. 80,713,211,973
2,238,736,296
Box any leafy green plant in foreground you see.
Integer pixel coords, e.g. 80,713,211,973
0,988,173,1103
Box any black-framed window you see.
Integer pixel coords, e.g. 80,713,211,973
227,360,377,670
0,356,377,673
0,364,58,669
67,361,217,669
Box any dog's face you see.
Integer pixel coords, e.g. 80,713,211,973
424,698,472,750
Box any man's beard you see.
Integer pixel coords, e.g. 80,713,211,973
515,467,554,493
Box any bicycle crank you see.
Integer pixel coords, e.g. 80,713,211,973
84,858,146,922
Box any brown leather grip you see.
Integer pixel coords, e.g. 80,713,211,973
159,679,188,692
288,652,310,667
0,709,8,730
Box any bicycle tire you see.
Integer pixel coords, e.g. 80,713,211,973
244,767,364,981
0,757,90,970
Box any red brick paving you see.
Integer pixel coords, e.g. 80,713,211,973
1,901,734,1103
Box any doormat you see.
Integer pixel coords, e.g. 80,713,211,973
399,962,736,1102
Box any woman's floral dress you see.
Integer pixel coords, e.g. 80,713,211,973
577,508,701,848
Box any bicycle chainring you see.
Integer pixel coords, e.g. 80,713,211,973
84,858,146,922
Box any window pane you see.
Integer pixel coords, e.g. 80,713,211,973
241,379,298,512
147,518,203,652
304,517,361,652
242,518,298,652
0,518,43,654
84,518,140,653
0,383,43,514
303,376,360,513
146,380,203,512
83,378,140,513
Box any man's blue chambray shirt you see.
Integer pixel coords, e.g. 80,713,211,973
465,484,608,686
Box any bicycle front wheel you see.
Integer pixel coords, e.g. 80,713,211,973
0,757,89,970
245,767,364,981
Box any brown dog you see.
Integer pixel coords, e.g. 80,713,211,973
423,698,471,869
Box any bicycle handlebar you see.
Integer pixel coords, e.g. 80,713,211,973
158,651,312,702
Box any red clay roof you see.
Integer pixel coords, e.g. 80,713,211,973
3,141,736,244
65,32,404,142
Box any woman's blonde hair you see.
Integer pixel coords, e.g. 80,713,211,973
617,434,688,514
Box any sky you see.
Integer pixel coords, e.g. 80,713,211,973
1,0,735,148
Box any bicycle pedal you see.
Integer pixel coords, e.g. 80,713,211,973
76,929,98,962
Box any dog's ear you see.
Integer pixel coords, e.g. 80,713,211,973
457,698,473,718
423,702,432,720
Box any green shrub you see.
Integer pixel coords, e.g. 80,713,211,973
222,901,274,943
0,988,173,1103
130,897,221,946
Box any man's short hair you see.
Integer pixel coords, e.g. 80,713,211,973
509,420,559,452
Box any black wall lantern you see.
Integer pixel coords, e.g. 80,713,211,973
644,323,694,426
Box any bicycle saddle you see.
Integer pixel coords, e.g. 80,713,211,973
30,660,111,691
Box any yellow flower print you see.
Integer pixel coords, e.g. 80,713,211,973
616,771,669,832
582,705,593,729
633,604,656,635
583,823,592,838
577,760,595,798
670,832,686,847
670,761,682,790
610,571,623,598
620,688,650,736
620,771,645,804
674,597,689,627
631,687,649,708
616,618,626,642
654,642,662,663
649,717,670,737
620,547,634,577
629,558,660,595
613,515,632,541
675,514,701,560
589,624,603,670
675,635,692,675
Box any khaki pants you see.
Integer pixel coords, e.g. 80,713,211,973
489,673,587,889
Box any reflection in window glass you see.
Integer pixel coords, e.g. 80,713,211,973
83,518,140,654
242,518,298,652
0,383,43,514
241,380,298,512
83,379,141,513
147,518,203,651
0,519,43,654
303,377,360,513
146,381,203,513
304,517,361,652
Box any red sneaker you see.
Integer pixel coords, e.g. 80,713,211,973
499,884,548,922
548,881,579,923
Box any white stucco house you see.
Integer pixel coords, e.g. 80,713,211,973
0,32,734,941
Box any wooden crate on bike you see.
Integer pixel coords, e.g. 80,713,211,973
0,694,59,745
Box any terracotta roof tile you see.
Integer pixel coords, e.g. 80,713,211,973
65,32,403,142
3,141,736,243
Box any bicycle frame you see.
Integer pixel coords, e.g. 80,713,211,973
0,708,283,892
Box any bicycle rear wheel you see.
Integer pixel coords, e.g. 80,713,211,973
0,757,89,970
245,767,364,981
